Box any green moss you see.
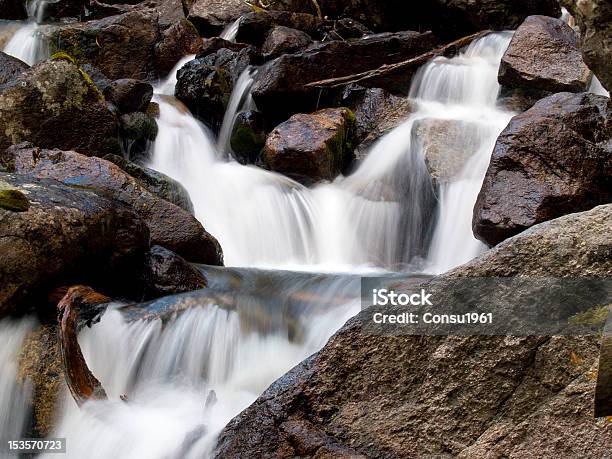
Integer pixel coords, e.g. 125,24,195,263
78,68,105,101
184,19,200,37
51,51,77,63
0,188,30,212
568,305,610,327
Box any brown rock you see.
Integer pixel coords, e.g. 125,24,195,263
145,245,207,298
499,15,592,97
103,78,154,114
262,108,355,184
184,0,250,37
3,144,224,265
0,59,119,157
262,25,312,59
0,0,27,20
154,19,203,77
235,10,324,47
473,92,612,247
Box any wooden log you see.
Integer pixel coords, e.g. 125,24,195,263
57,286,109,407
304,30,492,95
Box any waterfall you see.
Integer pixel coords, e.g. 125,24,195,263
0,319,36,453
150,32,513,273
44,269,361,459
2,0,49,65
220,19,240,42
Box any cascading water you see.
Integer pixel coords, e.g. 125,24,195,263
150,32,514,273
0,319,36,456
219,18,240,42
2,0,49,65
43,269,361,458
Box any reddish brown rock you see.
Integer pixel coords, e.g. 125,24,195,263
154,19,203,77
262,25,312,59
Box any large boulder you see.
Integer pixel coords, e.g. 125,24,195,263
0,0,27,20
498,16,592,102
473,92,611,247
214,204,612,458
0,51,28,87
47,10,160,80
2,144,223,265
252,31,437,120
0,173,149,318
103,78,154,114
234,10,324,46
0,59,119,157
183,0,250,37
262,25,313,60
154,19,203,77
560,0,612,92
175,46,260,130
262,108,355,184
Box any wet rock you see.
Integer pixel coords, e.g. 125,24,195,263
560,0,612,92
234,10,324,47
43,0,88,21
0,173,149,318
145,245,207,298
3,144,223,265
196,37,250,59
0,0,27,20
473,92,612,247
262,26,312,60
252,31,437,120
262,108,356,184
103,78,154,114
154,19,203,77
230,110,266,164
499,16,592,101
325,18,372,40
118,112,158,161
79,63,111,93
184,0,250,37
214,204,612,458
47,10,160,80
175,47,260,130
0,51,28,87
0,59,119,157
103,154,194,214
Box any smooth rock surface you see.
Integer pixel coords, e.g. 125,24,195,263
473,92,611,247
145,245,207,298
262,25,312,59
103,78,154,114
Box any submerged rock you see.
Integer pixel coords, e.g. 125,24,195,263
103,154,194,214
230,110,267,164
184,0,250,37
0,51,28,87
473,92,611,247
0,173,149,318
103,78,154,114
252,31,436,120
47,10,160,80
498,16,592,103
262,25,312,60
214,204,612,458
145,245,207,298
560,0,612,92
3,144,223,265
0,59,119,157
262,108,356,184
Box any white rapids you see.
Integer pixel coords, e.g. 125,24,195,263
2,0,49,65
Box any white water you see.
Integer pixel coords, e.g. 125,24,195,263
0,319,35,456
220,19,240,42
45,271,361,458
2,0,49,65
150,33,513,273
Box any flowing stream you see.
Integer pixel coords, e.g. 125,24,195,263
0,29,528,458
2,0,48,65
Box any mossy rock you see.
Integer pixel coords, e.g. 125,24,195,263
230,110,266,164
0,182,29,211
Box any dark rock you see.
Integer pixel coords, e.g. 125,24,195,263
3,144,223,265
262,108,356,184
175,47,260,130
499,16,592,100
154,19,203,77
473,92,611,247
0,59,119,157
214,204,612,458
0,0,27,20
184,0,250,37
235,10,324,47
47,10,160,80
230,110,266,164
560,0,612,92
323,17,372,40
252,31,437,120
145,245,207,297
262,26,312,60
104,78,154,114
0,173,149,318
196,37,250,59
103,154,194,214
43,0,88,21
79,63,112,93
118,112,158,161
0,51,28,87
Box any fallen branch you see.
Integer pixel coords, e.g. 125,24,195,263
58,286,109,407
304,30,491,94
